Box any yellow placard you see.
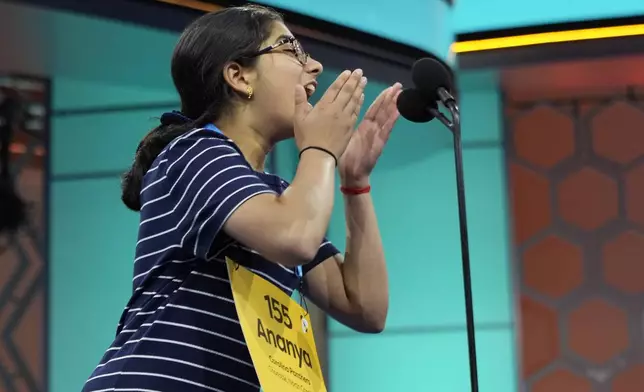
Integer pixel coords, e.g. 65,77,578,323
226,257,327,392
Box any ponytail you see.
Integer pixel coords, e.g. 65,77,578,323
121,111,205,211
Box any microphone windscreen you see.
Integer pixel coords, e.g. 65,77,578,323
411,58,452,98
396,88,436,123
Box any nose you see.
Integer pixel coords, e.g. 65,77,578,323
305,57,323,76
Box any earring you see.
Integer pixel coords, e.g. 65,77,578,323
246,86,254,100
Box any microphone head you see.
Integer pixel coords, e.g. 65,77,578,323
411,58,453,98
396,88,437,123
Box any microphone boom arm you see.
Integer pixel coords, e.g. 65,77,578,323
430,99,480,392
428,108,453,130
429,87,459,131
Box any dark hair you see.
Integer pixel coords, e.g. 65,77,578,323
121,5,282,211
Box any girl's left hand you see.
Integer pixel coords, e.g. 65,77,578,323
338,83,402,187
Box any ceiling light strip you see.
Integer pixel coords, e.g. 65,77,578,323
452,24,644,53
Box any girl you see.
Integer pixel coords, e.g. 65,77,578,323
84,5,399,391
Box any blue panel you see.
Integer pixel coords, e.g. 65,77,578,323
50,177,139,392
4,1,177,90
52,110,161,176
462,146,513,326
327,145,512,333
458,70,503,143
273,138,299,181
329,328,517,392
53,77,177,110
258,0,454,60
454,0,644,33
44,6,177,89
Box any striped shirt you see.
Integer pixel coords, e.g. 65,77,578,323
83,127,339,392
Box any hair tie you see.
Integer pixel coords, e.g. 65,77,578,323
160,110,193,126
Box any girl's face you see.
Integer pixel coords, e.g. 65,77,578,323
248,22,323,140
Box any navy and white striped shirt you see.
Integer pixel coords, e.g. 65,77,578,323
83,127,339,392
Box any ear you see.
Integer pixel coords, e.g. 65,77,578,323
222,61,255,97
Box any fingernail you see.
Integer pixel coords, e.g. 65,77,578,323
361,77,368,85
355,69,363,76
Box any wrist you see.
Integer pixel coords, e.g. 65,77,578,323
340,175,370,189
299,146,338,166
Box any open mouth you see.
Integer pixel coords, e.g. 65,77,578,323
304,82,317,99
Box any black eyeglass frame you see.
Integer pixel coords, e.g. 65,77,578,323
248,36,309,65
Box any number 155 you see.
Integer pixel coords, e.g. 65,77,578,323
263,295,293,329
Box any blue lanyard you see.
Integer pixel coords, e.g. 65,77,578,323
204,123,223,134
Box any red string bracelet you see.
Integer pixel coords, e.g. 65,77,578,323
340,185,371,195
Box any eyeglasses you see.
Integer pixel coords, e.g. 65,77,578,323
250,36,309,66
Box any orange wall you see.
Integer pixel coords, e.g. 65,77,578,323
506,89,644,391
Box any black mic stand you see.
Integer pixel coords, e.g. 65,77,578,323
429,88,479,392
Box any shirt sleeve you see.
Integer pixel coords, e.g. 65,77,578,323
164,134,276,259
303,239,341,275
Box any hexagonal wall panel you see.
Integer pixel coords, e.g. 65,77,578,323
612,364,644,392
625,163,644,226
520,296,560,377
602,231,644,294
557,167,618,230
509,163,552,243
531,369,591,392
522,235,583,298
592,102,644,165
508,93,644,389
567,298,628,364
514,106,575,168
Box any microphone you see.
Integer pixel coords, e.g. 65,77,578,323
397,87,456,130
411,58,456,110
396,88,437,123
396,58,459,130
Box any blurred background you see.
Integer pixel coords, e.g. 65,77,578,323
1,0,644,391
